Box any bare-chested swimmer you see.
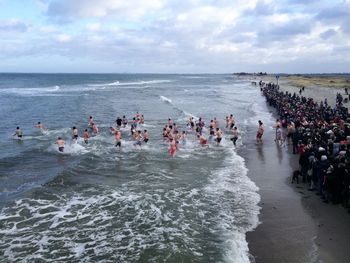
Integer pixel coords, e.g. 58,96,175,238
230,127,239,146
214,117,219,129
88,116,94,127
187,117,195,131
140,115,145,125
215,128,222,145
83,129,90,144
14,127,23,138
92,123,98,135
56,137,65,152
199,134,209,147
122,116,128,128
72,126,78,140
228,114,235,129
181,131,187,145
133,130,142,147
143,130,149,143
35,122,45,131
256,120,264,143
169,138,177,157
109,127,117,134
115,130,122,147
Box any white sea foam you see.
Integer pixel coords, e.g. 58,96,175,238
87,81,120,87
88,80,172,87
159,95,173,104
47,141,88,155
159,95,199,120
204,148,261,263
244,101,275,129
0,86,60,95
0,146,260,262
0,80,172,97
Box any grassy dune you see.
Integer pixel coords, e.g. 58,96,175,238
236,73,350,89
282,75,350,89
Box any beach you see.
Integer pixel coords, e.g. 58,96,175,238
246,75,350,263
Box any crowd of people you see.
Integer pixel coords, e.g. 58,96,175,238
13,112,241,157
262,82,350,210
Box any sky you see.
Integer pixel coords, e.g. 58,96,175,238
0,0,349,73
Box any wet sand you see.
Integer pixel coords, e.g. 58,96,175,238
244,85,350,263
244,122,318,263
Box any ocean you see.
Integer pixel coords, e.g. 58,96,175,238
0,74,274,262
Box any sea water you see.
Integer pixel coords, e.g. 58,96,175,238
0,74,271,262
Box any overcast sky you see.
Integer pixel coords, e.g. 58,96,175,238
0,0,349,73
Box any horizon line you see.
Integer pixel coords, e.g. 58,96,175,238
0,72,350,75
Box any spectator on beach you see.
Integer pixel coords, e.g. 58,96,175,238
262,81,350,209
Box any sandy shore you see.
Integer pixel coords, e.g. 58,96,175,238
244,79,350,263
248,74,350,106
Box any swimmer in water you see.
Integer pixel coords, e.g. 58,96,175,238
187,117,195,131
35,122,45,131
92,123,98,135
116,117,122,128
83,129,90,144
198,117,205,130
131,118,137,135
133,130,142,147
88,116,94,127
199,134,208,147
173,123,178,133
230,127,239,146
110,127,116,134
115,130,122,148
14,127,23,138
228,114,235,129
174,130,181,149
169,138,177,157
72,126,78,140
122,115,128,128
181,131,187,145
214,117,219,129
208,129,215,143
143,130,149,143
140,115,145,125
215,127,222,145
56,137,65,152
163,127,168,140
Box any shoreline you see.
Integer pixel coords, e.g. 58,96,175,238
244,83,350,262
243,122,318,263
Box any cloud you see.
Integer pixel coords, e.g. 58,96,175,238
1,0,350,73
341,17,350,34
319,29,337,39
245,0,274,16
0,19,29,32
54,33,71,43
316,5,350,21
257,18,312,42
47,0,163,21
287,0,320,4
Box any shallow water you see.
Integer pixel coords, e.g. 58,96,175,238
0,74,272,262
